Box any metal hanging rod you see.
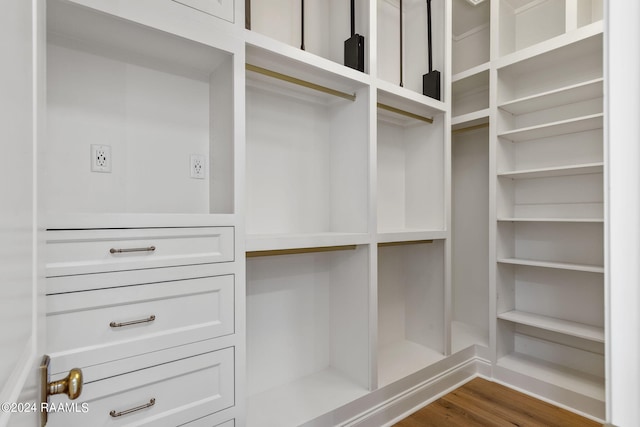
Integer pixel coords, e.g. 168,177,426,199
246,244,357,258
246,64,356,101
377,103,434,124
378,240,434,247
452,122,489,134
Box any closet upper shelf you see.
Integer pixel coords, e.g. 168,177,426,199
246,233,370,253
377,80,447,116
499,79,603,115
245,38,370,100
496,21,603,70
498,114,603,142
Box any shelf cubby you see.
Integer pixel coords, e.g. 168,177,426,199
497,221,603,267
377,91,445,234
497,170,603,219
498,0,566,57
452,69,489,118
377,113,445,233
452,0,490,75
45,1,235,217
247,0,370,73
497,31,603,102
497,264,604,330
575,0,603,29
246,246,370,427
452,126,490,352
377,0,445,97
497,125,602,175
496,350,605,403
245,63,369,237
499,78,603,115
377,240,445,386
498,113,603,143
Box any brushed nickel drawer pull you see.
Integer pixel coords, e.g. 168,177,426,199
109,246,156,254
109,398,155,418
110,315,156,328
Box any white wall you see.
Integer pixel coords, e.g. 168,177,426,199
607,0,640,425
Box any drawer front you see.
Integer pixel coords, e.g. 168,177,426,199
172,0,234,23
48,347,234,427
47,274,234,356
46,227,234,276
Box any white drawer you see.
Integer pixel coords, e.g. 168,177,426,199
47,347,234,427
172,0,234,23
47,274,234,358
46,227,234,276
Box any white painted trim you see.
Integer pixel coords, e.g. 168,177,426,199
342,356,491,427
453,23,490,42
490,377,606,424
513,0,548,15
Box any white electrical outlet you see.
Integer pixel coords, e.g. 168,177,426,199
190,154,206,179
91,144,112,173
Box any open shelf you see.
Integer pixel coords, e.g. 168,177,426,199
246,67,369,236
498,114,603,142
378,240,444,387
499,78,603,115
46,0,235,217
246,232,370,253
452,109,490,128
378,341,445,387
377,0,445,97
452,321,489,353
498,171,603,219
247,367,368,427
377,94,445,233
498,0,566,57
497,162,603,179
452,0,490,75
377,231,447,244
453,69,489,118
497,352,605,401
498,218,603,223
246,246,370,426
497,221,603,266
452,124,489,355
377,79,447,115
498,310,604,342
497,29,603,98
497,258,604,273
246,0,370,73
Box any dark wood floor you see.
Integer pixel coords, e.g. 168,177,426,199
394,378,601,427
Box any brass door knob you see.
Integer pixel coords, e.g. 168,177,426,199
47,368,83,400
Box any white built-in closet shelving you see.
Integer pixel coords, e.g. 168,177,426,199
43,0,609,424
46,1,239,227
244,0,450,425
44,0,244,425
493,0,605,418
451,0,491,354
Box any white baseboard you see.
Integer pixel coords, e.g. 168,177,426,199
309,347,491,427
